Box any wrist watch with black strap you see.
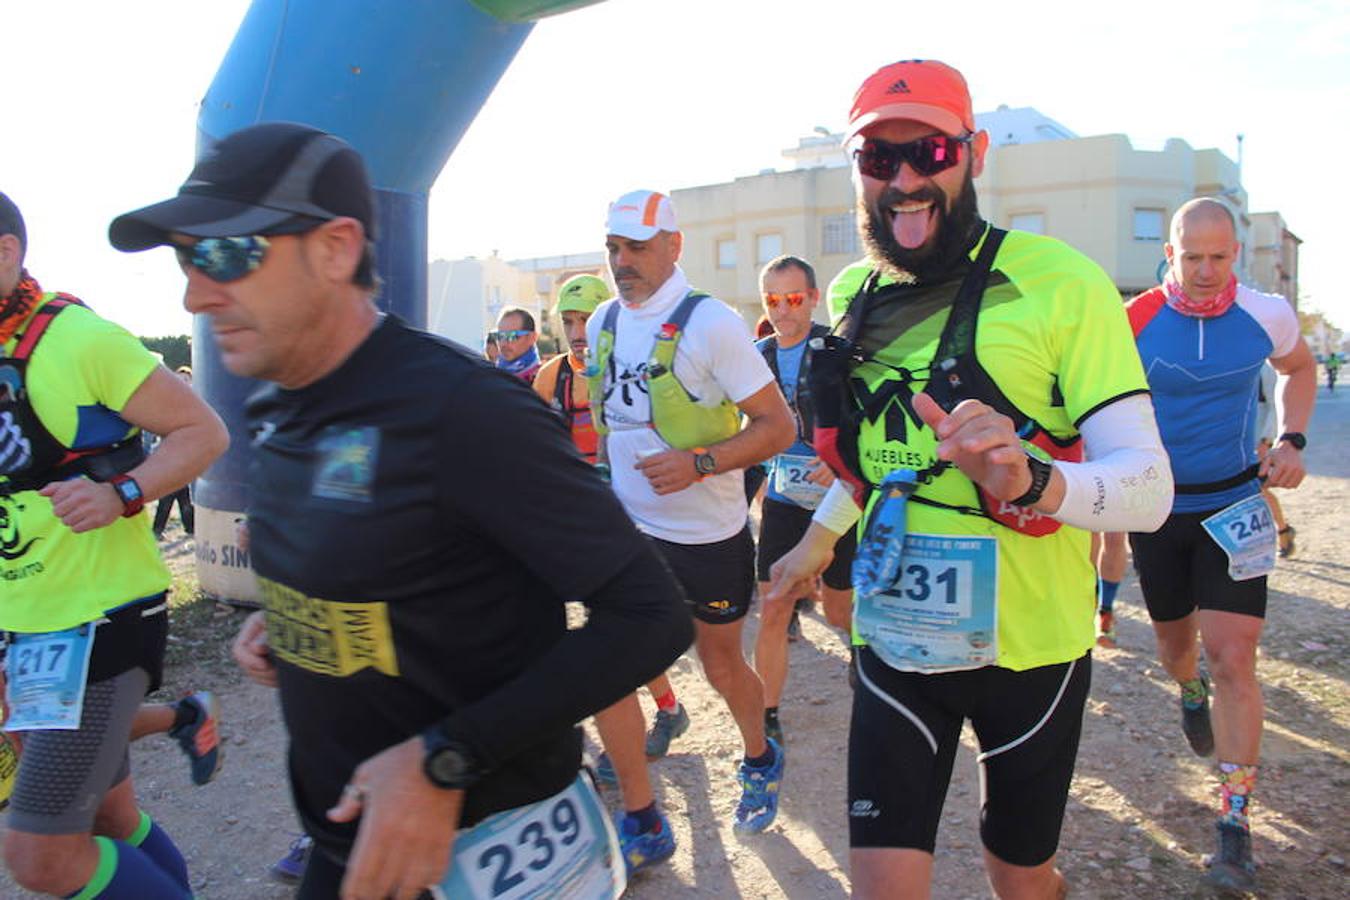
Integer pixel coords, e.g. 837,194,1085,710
1278,432,1307,451
1009,452,1053,508
422,724,483,790
108,474,145,518
692,447,717,481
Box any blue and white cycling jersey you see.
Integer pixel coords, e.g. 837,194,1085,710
1127,284,1298,514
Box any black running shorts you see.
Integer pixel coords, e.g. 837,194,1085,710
848,648,1091,866
756,498,857,591
1129,509,1267,622
649,525,756,624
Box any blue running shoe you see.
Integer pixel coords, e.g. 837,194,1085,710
169,692,223,786
733,738,785,835
614,810,675,874
270,834,312,884
644,705,690,758
594,752,618,786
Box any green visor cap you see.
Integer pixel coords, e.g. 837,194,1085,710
556,274,612,316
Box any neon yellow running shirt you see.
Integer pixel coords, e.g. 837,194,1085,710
0,300,169,633
830,229,1147,671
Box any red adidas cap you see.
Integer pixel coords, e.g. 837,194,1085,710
846,60,975,143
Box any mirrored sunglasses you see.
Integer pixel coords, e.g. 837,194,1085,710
494,329,534,342
854,134,972,180
174,235,270,283
764,291,808,308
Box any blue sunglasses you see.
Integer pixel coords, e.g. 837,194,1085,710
174,235,271,283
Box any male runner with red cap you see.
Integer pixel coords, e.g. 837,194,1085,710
769,61,1173,898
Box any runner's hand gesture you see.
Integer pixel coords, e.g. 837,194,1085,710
912,394,1032,502
1261,441,1305,489
328,736,463,900
39,478,123,532
231,611,277,688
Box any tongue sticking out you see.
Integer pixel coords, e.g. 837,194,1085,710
892,205,935,250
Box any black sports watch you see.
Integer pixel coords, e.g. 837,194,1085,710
421,726,482,791
109,474,145,518
692,447,717,479
1277,432,1307,451
1009,453,1053,508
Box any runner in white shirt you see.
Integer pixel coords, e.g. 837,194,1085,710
587,190,796,838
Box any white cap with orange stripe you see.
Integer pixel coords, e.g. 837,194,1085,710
605,189,679,240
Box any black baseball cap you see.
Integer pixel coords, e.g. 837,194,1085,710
0,191,26,256
109,122,376,252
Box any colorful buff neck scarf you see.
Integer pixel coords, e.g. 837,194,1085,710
497,344,541,380
0,270,42,345
1163,271,1238,318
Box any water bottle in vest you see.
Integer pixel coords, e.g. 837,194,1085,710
852,468,919,599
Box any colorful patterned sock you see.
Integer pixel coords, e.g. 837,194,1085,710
1099,579,1120,613
64,836,190,899
127,811,190,891
1218,762,1258,830
1180,677,1208,710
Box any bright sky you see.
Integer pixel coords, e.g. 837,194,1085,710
7,0,1348,336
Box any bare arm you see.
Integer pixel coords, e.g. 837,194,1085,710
40,366,229,532
636,381,795,494
1264,337,1317,487
1270,338,1316,434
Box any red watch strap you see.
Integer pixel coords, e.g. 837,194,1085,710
109,474,146,518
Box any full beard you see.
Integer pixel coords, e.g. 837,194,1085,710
860,172,984,284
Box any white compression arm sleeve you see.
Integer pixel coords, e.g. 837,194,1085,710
1049,393,1173,533
812,480,862,535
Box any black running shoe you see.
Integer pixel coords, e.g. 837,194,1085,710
1181,678,1215,757
1204,821,1256,894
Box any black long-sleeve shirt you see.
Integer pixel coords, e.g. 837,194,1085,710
245,316,692,860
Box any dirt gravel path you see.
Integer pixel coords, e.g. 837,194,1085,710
1,389,1345,899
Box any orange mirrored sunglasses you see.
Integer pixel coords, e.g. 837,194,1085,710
764,291,808,308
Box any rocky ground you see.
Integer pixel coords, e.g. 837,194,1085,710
1,388,1345,899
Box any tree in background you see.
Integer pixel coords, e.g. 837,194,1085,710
141,334,190,370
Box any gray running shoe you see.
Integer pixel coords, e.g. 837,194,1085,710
644,706,690,758
1181,678,1215,757
1204,821,1256,894
1277,526,1296,559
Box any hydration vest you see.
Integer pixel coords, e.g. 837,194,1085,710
0,294,146,495
757,322,830,443
810,228,1082,537
546,356,598,463
588,291,741,451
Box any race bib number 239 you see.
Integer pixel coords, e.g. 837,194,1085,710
434,774,624,900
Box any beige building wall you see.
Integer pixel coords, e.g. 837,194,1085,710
433,115,1299,334
669,125,1290,323
980,135,1248,296
675,166,856,324
1248,212,1301,308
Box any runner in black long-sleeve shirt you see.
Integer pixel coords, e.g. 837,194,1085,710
110,123,692,900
